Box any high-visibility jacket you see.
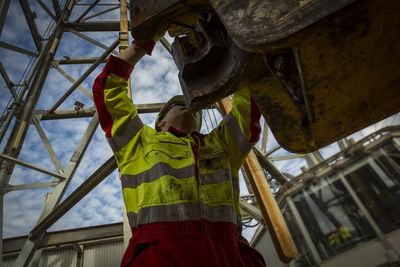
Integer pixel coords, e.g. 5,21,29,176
93,55,264,266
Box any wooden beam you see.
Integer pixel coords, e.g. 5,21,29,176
217,97,297,263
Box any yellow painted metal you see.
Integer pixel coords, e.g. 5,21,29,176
250,0,400,153
130,0,400,153
130,0,211,42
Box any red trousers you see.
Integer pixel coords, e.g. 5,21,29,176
121,221,265,267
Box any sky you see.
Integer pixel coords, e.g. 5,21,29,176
0,0,399,243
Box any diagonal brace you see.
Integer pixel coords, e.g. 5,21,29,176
49,39,119,112
75,0,100,22
14,113,99,266
69,29,119,55
0,62,18,99
52,63,94,101
0,153,66,180
29,156,117,238
19,0,42,50
34,0,55,20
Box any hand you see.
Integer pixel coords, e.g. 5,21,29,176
132,40,156,56
132,24,168,56
152,23,168,43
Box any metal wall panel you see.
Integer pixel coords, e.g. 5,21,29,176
2,255,17,267
39,247,77,267
83,239,124,267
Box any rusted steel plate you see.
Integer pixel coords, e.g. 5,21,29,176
130,0,211,41
208,0,358,52
249,0,400,153
130,0,181,41
130,0,400,153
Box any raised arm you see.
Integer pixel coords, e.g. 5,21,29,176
92,43,150,162
212,88,262,170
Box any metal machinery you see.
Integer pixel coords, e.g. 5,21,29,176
130,0,400,153
0,0,399,266
251,126,400,266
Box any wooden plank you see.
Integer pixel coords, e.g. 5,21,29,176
217,98,297,263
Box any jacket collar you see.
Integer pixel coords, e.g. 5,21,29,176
168,126,187,137
168,126,205,139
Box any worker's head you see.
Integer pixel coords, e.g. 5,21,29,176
155,95,202,133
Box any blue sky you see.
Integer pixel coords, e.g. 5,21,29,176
0,0,399,242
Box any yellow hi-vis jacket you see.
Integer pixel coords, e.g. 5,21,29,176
93,55,261,231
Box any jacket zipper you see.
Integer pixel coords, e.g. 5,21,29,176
192,135,206,235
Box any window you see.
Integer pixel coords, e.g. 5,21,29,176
344,156,400,234
292,175,376,260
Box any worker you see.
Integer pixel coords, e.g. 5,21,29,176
92,33,265,266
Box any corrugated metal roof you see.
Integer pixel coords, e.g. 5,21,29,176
83,239,124,267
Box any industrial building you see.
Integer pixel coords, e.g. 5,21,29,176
252,126,400,266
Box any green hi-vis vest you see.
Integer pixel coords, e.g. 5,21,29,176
93,56,261,230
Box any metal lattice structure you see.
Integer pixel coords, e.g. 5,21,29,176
1,1,398,266
0,1,143,265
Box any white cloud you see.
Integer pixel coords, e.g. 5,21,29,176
0,1,36,51
2,1,399,247
3,188,51,238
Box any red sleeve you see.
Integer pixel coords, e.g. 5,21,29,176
92,56,134,138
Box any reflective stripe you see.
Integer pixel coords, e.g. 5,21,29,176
121,162,195,189
127,202,237,227
200,169,239,192
201,203,237,224
127,202,201,227
200,168,231,185
223,112,256,154
107,116,143,151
